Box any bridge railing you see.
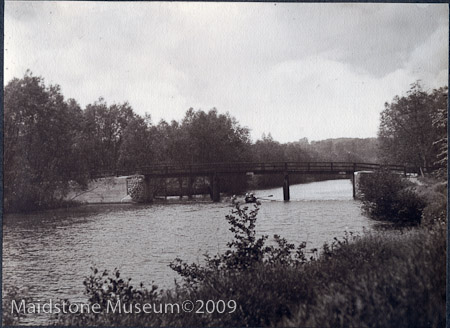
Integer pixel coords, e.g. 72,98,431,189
135,161,407,176
89,161,421,179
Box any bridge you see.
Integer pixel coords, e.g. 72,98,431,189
92,161,416,202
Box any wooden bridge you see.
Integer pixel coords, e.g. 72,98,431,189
92,162,416,202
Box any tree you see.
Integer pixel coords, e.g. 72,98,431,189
252,133,286,162
81,99,136,174
430,87,448,179
378,82,447,172
4,72,87,212
117,116,156,171
180,108,252,164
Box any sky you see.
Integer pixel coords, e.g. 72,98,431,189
4,2,449,143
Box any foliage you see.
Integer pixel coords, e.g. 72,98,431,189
430,93,448,180
378,82,447,171
180,108,252,164
415,179,447,227
251,135,379,164
252,133,287,162
2,286,31,326
83,268,158,310
57,268,163,327
283,226,446,328
117,116,157,171
358,170,425,225
4,72,88,212
81,98,137,173
170,205,308,283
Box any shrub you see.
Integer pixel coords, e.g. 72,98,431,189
2,286,31,326
283,226,446,328
358,170,425,225
57,268,172,327
170,205,308,283
168,204,312,326
416,180,447,227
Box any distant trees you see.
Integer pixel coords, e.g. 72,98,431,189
250,135,379,164
252,134,286,162
284,139,316,163
378,83,448,172
309,138,379,163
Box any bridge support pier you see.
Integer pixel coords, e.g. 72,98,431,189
352,172,356,199
144,176,154,203
212,173,220,202
283,174,290,201
178,177,183,199
164,178,167,200
187,176,193,199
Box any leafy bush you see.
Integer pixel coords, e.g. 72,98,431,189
2,286,31,326
57,268,164,327
170,205,308,282
283,226,446,328
168,204,312,326
415,180,447,227
358,170,425,225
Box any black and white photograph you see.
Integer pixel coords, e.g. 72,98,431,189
2,1,448,326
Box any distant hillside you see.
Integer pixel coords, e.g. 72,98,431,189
310,137,379,163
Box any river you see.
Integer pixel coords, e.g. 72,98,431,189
2,179,374,324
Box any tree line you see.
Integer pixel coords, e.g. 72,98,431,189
4,72,447,212
378,82,448,174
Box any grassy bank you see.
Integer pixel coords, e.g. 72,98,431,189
9,205,432,327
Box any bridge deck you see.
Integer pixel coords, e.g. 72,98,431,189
92,162,410,179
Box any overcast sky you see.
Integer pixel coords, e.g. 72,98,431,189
4,2,449,142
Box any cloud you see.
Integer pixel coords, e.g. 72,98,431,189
405,24,449,88
4,2,448,142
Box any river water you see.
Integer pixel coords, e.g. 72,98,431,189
3,179,374,324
